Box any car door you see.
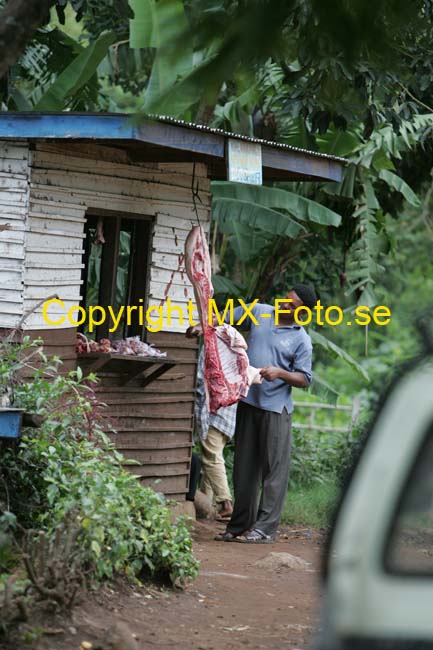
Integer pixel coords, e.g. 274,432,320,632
319,357,433,650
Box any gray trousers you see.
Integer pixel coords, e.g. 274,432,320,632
226,401,292,537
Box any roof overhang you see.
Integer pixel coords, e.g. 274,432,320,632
0,113,346,183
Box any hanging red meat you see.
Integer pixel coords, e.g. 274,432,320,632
185,225,261,413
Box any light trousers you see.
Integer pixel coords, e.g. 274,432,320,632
200,426,232,503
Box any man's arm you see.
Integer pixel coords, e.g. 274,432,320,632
260,337,313,388
260,367,309,388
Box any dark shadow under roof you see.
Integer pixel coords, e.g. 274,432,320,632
0,112,346,183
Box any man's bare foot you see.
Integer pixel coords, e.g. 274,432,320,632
215,500,233,522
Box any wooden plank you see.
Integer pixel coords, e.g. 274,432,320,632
30,170,211,202
30,185,210,220
0,219,25,231
32,152,210,191
151,252,186,271
127,463,189,478
138,475,189,492
26,233,84,250
150,266,190,284
33,142,131,164
33,144,207,177
154,224,192,239
23,297,80,312
0,158,28,174
0,192,28,205
152,236,186,255
109,430,191,445
120,448,190,464
29,197,86,216
0,174,28,190
0,314,21,328
23,268,83,283
0,242,24,258
0,301,22,314
25,278,83,288
112,423,192,433
0,289,23,302
0,230,25,244
21,318,74,330
24,285,81,300
149,280,194,303
147,330,198,346
28,216,86,234
26,247,84,257
156,212,205,231
106,401,193,417
0,210,27,221
24,327,76,345
103,395,194,406
0,142,29,160
25,260,84,270
29,226,86,239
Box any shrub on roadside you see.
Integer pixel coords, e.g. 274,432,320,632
0,337,199,599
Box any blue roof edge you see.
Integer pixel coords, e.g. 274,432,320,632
0,112,347,165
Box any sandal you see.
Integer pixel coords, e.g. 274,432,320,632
234,528,275,544
214,531,240,542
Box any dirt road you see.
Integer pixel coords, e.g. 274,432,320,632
5,522,324,650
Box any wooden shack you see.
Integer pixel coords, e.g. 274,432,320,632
0,113,345,503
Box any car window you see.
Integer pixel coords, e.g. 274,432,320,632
386,422,433,575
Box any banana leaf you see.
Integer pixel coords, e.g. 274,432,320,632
212,182,342,227
129,0,194,112
378,169,421,207
308,374,340,404
310,329,370,382
213,197,304,239
35,32,116,110
212,274,243,296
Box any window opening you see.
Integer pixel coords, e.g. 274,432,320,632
81,212,152,341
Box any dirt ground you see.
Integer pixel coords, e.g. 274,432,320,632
3,521,325,650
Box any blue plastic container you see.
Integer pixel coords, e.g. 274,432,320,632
0,409,24,439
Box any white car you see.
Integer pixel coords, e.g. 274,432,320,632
319,353,433,649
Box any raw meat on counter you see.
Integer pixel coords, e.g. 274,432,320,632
75,333,166,357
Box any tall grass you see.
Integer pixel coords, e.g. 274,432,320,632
281,480,340,528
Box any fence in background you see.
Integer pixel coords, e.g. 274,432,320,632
292,397,361,434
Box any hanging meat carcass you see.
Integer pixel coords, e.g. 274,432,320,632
185,225,261,413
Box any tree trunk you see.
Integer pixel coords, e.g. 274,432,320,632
0,0,56,80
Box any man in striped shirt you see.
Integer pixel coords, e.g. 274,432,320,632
195,348,237,521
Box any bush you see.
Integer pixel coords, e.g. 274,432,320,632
0,337,199,592
282,480,340,528
289,424,361,488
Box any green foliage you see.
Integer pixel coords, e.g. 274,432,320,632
281,480,340,528
0,338,199,587
290,419,359,488
213,182,342,227
129,0,194,113
35,31,116,110
310,330,369,382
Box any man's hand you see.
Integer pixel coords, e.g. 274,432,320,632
260,366,310,388
260,366,282,381
186,324,203,338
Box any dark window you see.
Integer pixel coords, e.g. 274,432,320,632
81,211,153,340
385,421,433,576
